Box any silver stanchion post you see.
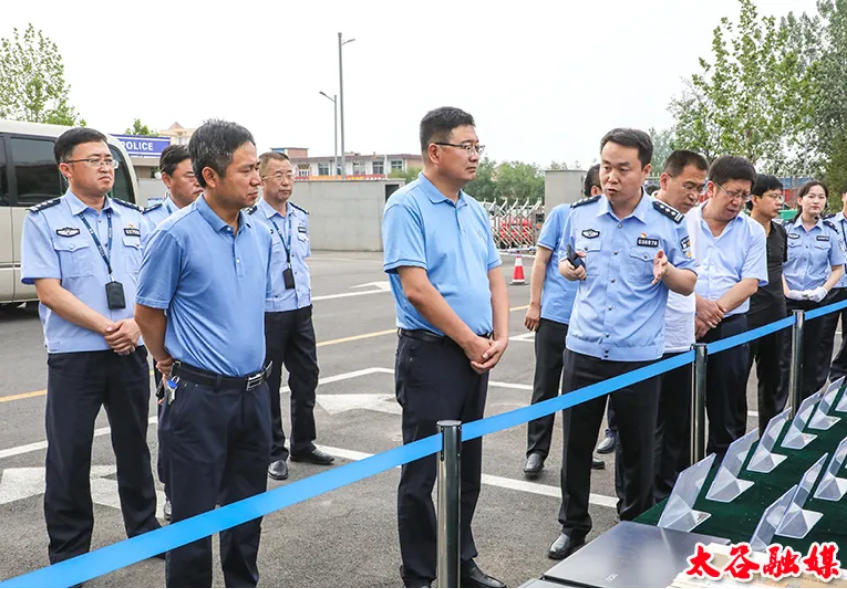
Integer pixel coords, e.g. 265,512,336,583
436,420,461,589
690,343,708,464
788,309,805,417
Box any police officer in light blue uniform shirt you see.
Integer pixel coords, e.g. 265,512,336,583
779,180,845,402
547,128,698,562
135,120,273,588
691,156,767,457
249,151,334,484
383,107,508,589
20,127,161,565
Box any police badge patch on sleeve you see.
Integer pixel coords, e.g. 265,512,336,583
681,236,691,258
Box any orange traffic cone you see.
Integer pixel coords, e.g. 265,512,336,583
511,253,527,285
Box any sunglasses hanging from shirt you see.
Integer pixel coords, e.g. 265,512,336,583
78,211,126,309
270,216,296,290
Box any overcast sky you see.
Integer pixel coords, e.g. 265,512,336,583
2,0,820,167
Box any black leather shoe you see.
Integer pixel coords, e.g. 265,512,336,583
547,533,585,560
268,460,289,480
596,432,616,454
291,448,335,465
523,453,544,477
163,499,172,522
461,563,506,588
592,456,605,470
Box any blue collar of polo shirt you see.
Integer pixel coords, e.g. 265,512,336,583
596,190,650,223
196,195,252,233
418,172,469,208
65,189,114,217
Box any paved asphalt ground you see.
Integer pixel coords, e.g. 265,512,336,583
0,251,820,587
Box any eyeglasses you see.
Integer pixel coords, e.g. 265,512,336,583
433,142,485,156
64,157,119,170
261,172,295,181
714,181,751,201
676,181,707,196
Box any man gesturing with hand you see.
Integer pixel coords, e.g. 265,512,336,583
382,107,508,589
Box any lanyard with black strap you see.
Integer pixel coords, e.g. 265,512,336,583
78,210,126,309
269,215,296,290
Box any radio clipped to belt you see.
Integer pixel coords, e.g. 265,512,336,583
79,211,125,309
270,216,296,290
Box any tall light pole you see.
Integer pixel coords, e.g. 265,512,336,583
338,32,355,179
319,91,338,177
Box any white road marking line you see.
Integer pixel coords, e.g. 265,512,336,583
320,445,617,508
509,333,536,343
312,289,389,302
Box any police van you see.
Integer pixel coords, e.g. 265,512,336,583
0,119,139,307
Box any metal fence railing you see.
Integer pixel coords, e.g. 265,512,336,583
482,198,544,252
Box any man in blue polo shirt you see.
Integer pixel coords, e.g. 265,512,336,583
523,165,605,477
135,119,273,588
382,106,508,589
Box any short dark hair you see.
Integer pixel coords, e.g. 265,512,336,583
583,164,601,197
258,151,290,178
663,150,709,176
600,128,653,168
159,145,191,177
751,174,784,197
189,119,255,188
419,107,475,153
708,156,757,187
54,127,108,164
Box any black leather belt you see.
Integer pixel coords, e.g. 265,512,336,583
398,328,494,345
171,360,272,392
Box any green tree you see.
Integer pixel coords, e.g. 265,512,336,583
125,118,158,136
494,162,544,204
812,0,847,204
669,0,805,172
389,166,422,185
0,24,81,125
464,157,497,202
649,127,674,171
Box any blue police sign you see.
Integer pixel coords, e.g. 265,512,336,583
112,135,172,158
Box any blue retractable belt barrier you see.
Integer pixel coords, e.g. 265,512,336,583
705,315,796,355
0,301,837,587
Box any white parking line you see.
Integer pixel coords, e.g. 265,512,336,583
321,445,617,508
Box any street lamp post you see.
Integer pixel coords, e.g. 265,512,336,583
338,32,355,179
319,91,338,177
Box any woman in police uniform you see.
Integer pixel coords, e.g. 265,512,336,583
779,181,846,401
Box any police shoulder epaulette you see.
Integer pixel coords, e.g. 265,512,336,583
28,197,62,214
571,195,601,209
823,213,837,220
245,205,258,215
113,199,143,212
290,202,309,215
823,218,837,231
653,199,684,223
142,202,164,215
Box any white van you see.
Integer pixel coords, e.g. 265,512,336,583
0,119,139,306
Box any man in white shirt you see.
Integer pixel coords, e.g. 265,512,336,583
648,150,709,504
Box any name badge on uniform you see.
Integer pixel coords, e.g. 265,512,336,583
56,227,80,238
298,225,308,242
817,235,830,242
124,227,141,237
581,229,600,239
636,236,659,248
